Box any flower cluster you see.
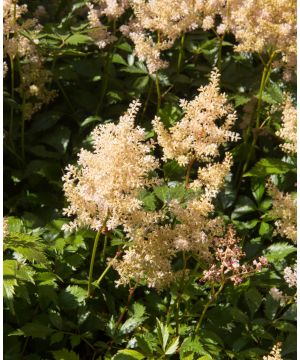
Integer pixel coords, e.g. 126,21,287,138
202,226,268,285
269,287,287,306
3,0,56,120
86,3,117,49
111,71,240,289
82,1,296,75
267,182,296,243
153,69,239,166
283,263,297,288
62,101,158,232
263,343,283,360
276,94,297,155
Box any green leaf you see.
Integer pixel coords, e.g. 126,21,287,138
273,321,296,332
4,232,47,263
244,158,295,177
264,294,280,320
245,288,263,316
280,304,297,321
139,190,157,211
113,349,145,360
121,66,148,74
40,126,71,153
259,222,272,237
80,116,102,127
231,94,251,108
135,334,154,356
58,286,87,310
231,196,257,220
282,333,297,355
156,318,169,351
251,178,265,203
112,53,128,66
119,313,147,335
154,184,186,203
265,243,296,263
52,349,80,360
65,34,92,45
163,161,185,181
18,322,54,339
70,335,81,348
165,337,179,355
133,76,149,91
50,332,64,345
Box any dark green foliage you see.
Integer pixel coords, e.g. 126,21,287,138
3,1,296,359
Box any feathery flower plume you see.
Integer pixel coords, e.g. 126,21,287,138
4,0,56,120
267,182,296,243
87,3,116,49
283,263,297,288
263,343,283,360
153,69,239,166
202,226,268,285
276,94,297,155
62,101,158,231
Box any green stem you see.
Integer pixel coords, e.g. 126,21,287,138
15,56,26,159
240,51,277,175
217,33,225,70
87,228,102,298
185,158,195,188
142,79,154,120
95,249,122,287
96,45,116,115
101,234,108,261
21,95,25,159
155,72,161,113
177,34,185,73
175,253,187,335
194,281,225,334
115,283,138,331
9,56,15,140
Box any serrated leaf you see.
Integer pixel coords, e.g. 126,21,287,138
251,178,265,203
112,53,128,66
121,66,148,74
156,318,169,351
259,221,272,237
139,190,157,211
245,288,263,316
280,304,296,321
50,332,64,345
80,116,102,127
133,76,149,91
70,335,81,348
65,34,92,45
135,335,153,356
231,196,257,220
264,294,280,320
19,322,54,339
244,158,295,177
119,315,147,335
165,337,179,355
52,349,80,360
232,95,251,108
58,286,87,310
154,184,186,203
113,349,145,360
265,243,296,263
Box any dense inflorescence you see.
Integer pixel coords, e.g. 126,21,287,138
63,101,158,232
3,0,56,120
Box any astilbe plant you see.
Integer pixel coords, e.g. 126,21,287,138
3,0,297,358
63,69,268,297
